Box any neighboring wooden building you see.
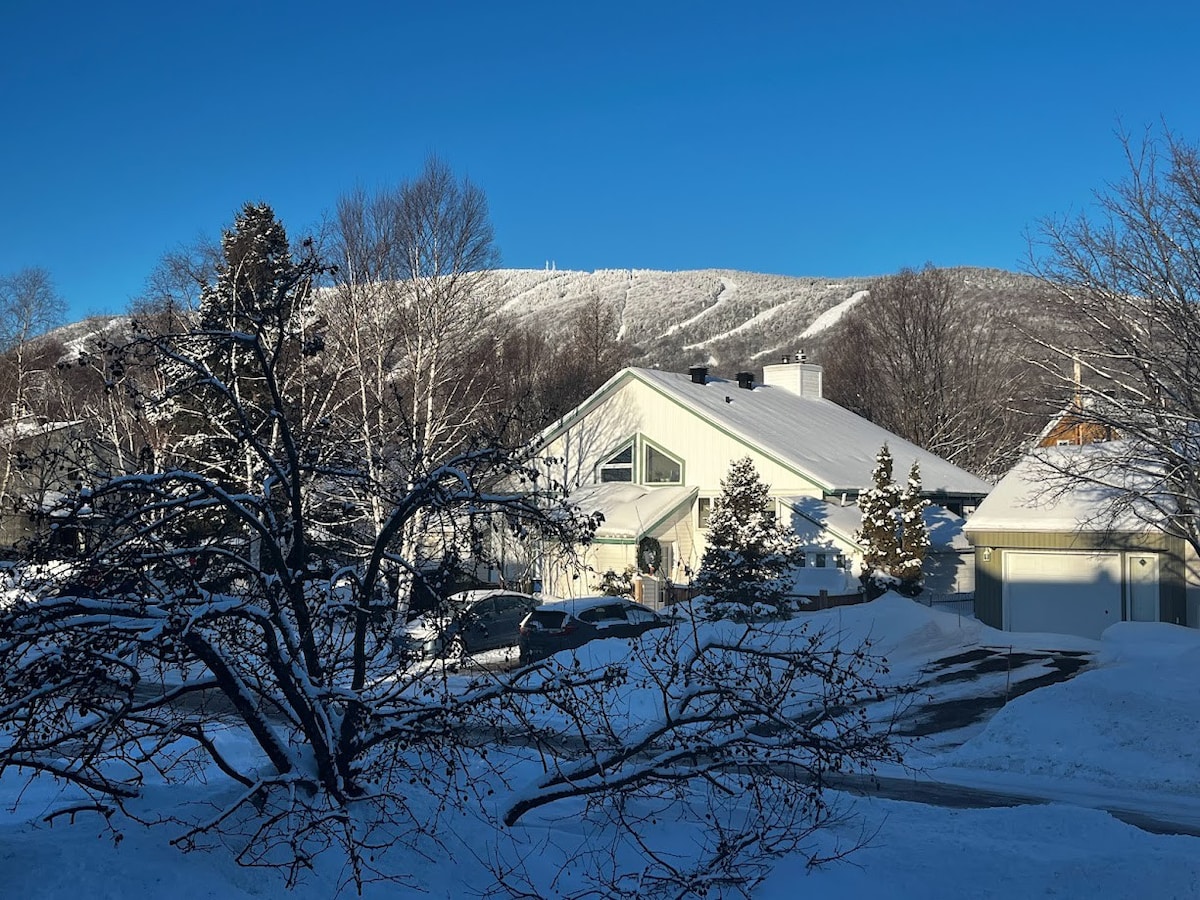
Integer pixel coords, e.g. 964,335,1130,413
965,447,1196,640
1037,413,1117,448
1037,358,1120,449
536,361,991,599
1036,397,1119,448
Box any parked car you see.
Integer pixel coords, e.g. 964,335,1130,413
397,589,540,661
517,596,671,663
53,562,140,598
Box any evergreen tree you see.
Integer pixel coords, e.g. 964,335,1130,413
164,203,324,489
897,460,930,588
856,444,901,592
694,457,802,618
856,445,928,597
597,567,635,597
199,202,296,335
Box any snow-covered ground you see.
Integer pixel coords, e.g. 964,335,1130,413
3,594,1199,898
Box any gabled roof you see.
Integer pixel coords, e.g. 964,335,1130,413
542,368,991,497
786,495,971,551
1034,396,1120,448
965,443,1163,534
0,417,80,445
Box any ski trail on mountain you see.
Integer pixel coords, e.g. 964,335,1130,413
661,276,738,340
798,289,869,339
683,301,787,351
494,271,576,315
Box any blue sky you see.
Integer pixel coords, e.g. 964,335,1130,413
4,1,1200,322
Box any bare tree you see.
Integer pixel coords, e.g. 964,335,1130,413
821,265,1033,478
0,267,65,356
483,294,633,443
1032,126,1200,554
327,160,507,598
495,615,900,897
130,236,221,326
0,268,66,527
331,157,500,469
0,206,596,890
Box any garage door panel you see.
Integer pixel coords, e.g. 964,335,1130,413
1003,551,1121,640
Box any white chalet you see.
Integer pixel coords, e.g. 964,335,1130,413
536,361,991,600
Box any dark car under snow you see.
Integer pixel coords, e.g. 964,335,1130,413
398,589,541,661
517,596,670,662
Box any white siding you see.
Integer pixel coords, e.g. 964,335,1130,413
541,377,828,578
545,377,825,499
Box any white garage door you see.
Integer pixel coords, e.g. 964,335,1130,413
1003,551,1122,640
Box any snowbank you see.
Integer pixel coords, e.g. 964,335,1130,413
937,621,1200,796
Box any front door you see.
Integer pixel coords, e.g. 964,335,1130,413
1127,553,1160,622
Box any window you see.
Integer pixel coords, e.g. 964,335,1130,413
598,444,633,482
625,606,658,624
644,444,682,484
493,595,531,616
697,497,713,529
579,604,629,626
528,610,568,631
815,553,827,568
835,553,846,569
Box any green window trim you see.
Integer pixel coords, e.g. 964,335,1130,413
597,440,635,483
594,435,686,487
643,442,683,485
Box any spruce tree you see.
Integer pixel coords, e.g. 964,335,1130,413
165,203,322,489
856,444,901,597
694,457,802,618
896,460,930,591
856,445,928,597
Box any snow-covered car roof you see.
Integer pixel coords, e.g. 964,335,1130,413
532,595,650,615
446,588,534,606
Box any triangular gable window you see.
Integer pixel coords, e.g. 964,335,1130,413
598,443,634,482
644,444,682,484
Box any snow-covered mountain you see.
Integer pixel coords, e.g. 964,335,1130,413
40,266,1050,374
487,266,1048,372
490,268,874,369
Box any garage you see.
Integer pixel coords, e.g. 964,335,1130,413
1002,550,1123,640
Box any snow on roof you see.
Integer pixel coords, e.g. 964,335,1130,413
0,417,79,444
534,595,647,614
965,443,1162,534
787,495,863,544
568,483,698,539
787,495,971,551
632,368,991,496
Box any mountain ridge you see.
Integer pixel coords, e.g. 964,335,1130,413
39,265,1048,376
